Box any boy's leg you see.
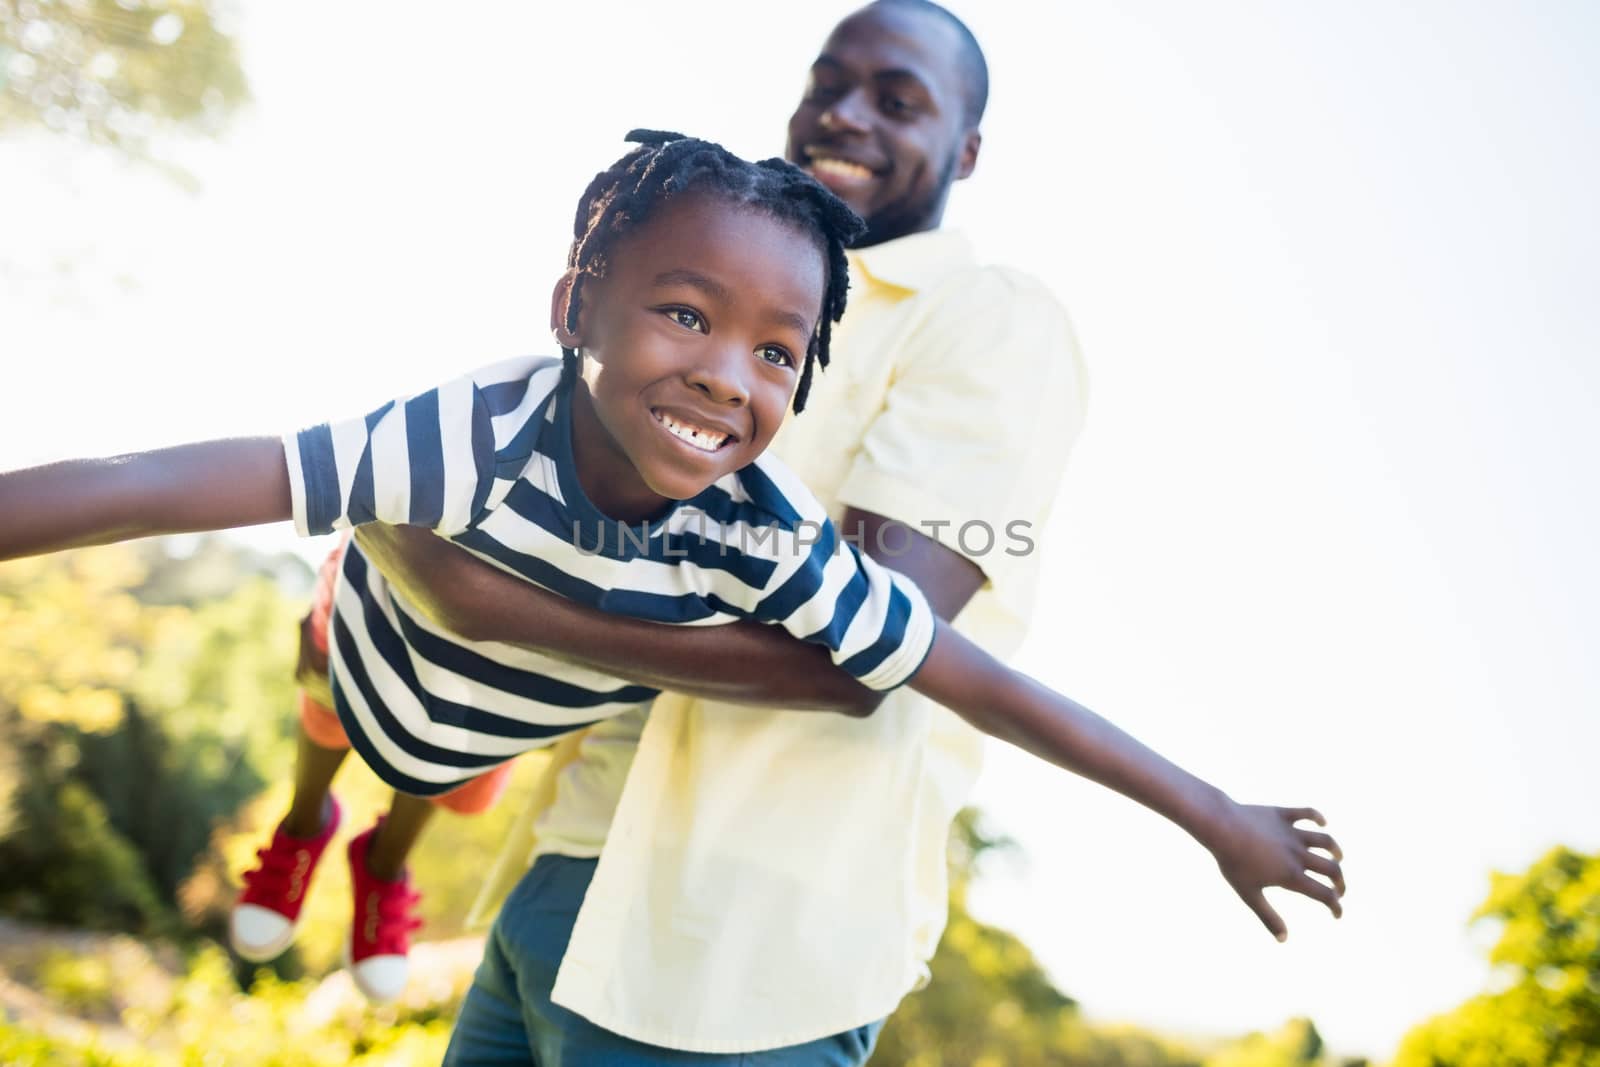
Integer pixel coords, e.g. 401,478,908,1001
363,791,436,881
284,541,349,840
229,606,349,963
444,854,885,1066
282,719,348,837
232,538,351,963
344,765,514,1003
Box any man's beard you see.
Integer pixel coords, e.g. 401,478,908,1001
854,151,960,249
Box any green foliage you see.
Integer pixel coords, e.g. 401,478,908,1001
0,542,305,934
0,944,456,1065
0,537,547,973
0,0,247,162
1203,1018,1348,1067
1392,846,1600,1067
36,949,118,1016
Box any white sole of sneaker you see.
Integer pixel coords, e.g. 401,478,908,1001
229,903,305,963
342,939,407,1004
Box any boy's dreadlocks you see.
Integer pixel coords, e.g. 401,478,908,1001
561,129,865,414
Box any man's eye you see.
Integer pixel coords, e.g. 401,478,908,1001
664,308,706,332
805,73,845,102
882,95,914,115
758,345,795,368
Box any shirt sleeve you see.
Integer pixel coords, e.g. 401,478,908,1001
745,506,937,692
834,267,1089,593
282,371,498,538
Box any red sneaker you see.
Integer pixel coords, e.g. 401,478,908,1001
229,796,342,962
344,821,423,1003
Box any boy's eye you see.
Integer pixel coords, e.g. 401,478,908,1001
758,345,795,368
663,307,706,332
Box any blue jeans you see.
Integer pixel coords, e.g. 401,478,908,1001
443,855,884,1066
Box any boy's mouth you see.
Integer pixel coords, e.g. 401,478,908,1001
652,408,735,453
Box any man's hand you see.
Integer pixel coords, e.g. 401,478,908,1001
1205,804,1345,941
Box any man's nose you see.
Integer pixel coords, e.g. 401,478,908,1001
820,88,872,135
686,345,750,406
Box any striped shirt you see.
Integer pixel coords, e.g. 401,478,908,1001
281,356,936,796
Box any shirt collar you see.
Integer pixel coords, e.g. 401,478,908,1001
546,373,693,555
848,228,975,293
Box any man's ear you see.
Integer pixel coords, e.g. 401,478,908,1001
550,269,582,349
955,128,982,181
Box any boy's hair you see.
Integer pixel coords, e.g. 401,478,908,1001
562,129,866,414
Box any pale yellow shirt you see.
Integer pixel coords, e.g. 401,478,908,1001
469,228,1088,1052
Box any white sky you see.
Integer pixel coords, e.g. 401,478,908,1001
4,1,1598,1059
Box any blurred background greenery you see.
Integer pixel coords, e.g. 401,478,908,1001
3,1,1597,1064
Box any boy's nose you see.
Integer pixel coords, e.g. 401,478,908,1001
686,347,750,406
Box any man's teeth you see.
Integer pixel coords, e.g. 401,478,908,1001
809,156,874,181
658,412,728,452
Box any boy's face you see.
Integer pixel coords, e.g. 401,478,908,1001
558,192,826,512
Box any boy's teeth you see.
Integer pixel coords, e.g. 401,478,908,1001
658,412,728,452
810,157,873,181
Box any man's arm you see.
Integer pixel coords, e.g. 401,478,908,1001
910,621,1346,941
352,512,986,717
0,438,292,561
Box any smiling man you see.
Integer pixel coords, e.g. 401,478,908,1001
790,0,987,247
359,2,1089,1063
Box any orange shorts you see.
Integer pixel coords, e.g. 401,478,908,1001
298,538,514,816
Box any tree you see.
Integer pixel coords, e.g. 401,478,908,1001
0,541,304,934
1204,1018,1352,1067
1,0,247,163
1392,846,1600,1067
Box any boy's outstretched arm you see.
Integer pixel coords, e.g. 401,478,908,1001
0,438,292,561
910,622,1346,941
351,508,985,716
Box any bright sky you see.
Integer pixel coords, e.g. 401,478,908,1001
4,1,1598,1059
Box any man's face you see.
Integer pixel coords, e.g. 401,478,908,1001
557,193,825,517
786,3,980,247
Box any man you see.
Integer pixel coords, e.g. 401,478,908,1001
359,1,1087,1060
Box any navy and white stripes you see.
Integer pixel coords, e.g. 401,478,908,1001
283,357,934,796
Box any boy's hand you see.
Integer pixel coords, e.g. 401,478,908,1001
1208,804,1344,941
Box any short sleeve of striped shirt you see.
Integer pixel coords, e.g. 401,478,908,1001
739,465,937,692
283,363,529,538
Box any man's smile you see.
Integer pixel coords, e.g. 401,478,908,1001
801,145,886,191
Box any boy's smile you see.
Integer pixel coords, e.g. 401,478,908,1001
556,192,827,524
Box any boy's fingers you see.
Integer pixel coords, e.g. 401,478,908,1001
1286,807,1326,827
1304,853,1346,896
1243,889,1288,942
1293,874,1344,918
1298,830,1342,861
